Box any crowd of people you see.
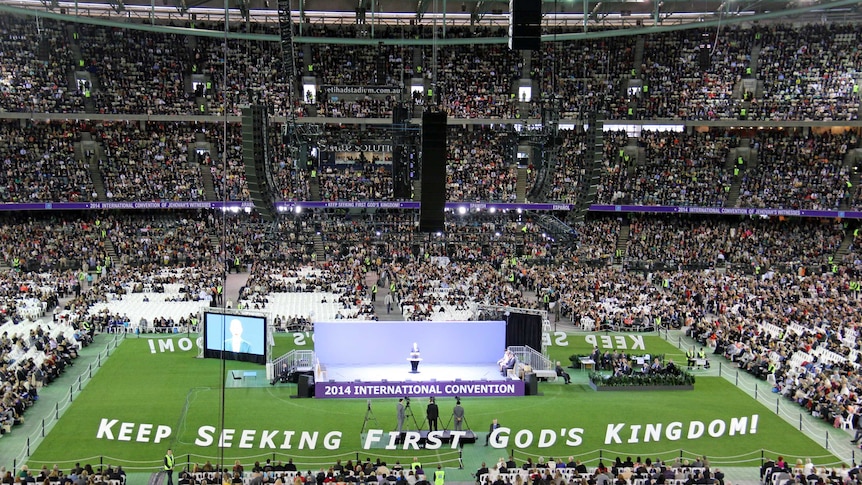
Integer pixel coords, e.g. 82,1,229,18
0,292,86,444
0,119,859,213
447,128,520,202
624,216,844,270
638,28,752,120
599,130,732,207
3,16,862,121
0,121,93,203
738,130,855,210
5,11,862,475
753,24,861,121
93,122,205,201
684,268,862,432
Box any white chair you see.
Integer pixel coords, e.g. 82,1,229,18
842,412,855,431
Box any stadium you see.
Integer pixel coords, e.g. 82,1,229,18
0,0,861,483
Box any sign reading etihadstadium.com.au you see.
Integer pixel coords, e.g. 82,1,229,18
316,380,525,398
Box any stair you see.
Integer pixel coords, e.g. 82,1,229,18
312,233,325,262
725,173,743,208
614,219,631,264
518,101,531,119
841,149,862,210
725,141,754,207
200,164,217,200
749,45,761,79
834,228,855,264
632,36,645,78
37,38,51,62
195,96,208,115
208,233,221,254
516,167,527,203
535,214,577,243
103,237,121,270
309,175,321,201
83,93,96,113
571,120,605,224
74,141,85,162
86,143,107,201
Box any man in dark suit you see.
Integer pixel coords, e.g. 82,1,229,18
485,419,500,446
500,352,516,376
426,397,439,431
475,463,489,482
555,361,571,384
713,469,725,485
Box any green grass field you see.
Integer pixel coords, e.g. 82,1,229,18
25,332,837,475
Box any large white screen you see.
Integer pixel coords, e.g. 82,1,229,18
314,321,505,365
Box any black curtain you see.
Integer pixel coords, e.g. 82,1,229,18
505,313,542,350
203,349,266,365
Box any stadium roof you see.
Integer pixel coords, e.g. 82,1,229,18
0,0,860,43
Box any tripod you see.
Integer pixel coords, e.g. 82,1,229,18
404,401,422,431
444,413,471,432
361,400,379,434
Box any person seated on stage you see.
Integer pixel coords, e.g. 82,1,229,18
555,361,571,384
499,351,516,375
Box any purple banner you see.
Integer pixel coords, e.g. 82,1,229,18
0,201,572,211
315,380,525,399
588,204,862,219
1,201,860,218
279,201,574,211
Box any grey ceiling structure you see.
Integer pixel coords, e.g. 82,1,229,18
1,0,860,44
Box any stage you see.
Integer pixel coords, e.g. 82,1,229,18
322,363,511,383
314,363,525,399
311,320,525,399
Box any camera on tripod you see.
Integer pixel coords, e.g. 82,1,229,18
404,396,411,407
